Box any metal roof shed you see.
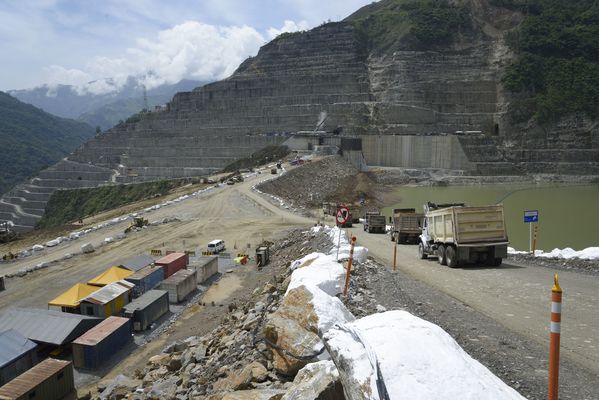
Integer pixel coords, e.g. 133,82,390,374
0,309,101,346
122,290,169,331
112,254,155,272
87,266,133,287
0,330,38,386
47,283,99,311
0,358,74,400
80,280,134,318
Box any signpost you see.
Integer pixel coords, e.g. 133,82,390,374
335,207,350,261
524,210,539,253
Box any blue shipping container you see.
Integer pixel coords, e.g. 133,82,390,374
125,265,165,297
72,317,132,369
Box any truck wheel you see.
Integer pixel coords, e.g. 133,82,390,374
418,243,428,259
490,257,502,267
446,246,458,268
437,245,447,265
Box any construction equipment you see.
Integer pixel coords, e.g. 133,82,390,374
0,221,17,244
255,246,270,268
418,202,509,268
125,217,149,233
363,211,386,234
391,208,424,243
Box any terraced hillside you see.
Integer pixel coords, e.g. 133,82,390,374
2,0,599,232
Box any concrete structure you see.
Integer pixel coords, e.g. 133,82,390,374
0,358,74,400
159,269,196,303
71,317,132,370
0,331,37,386
122,290,169,331
0,309,100,347
80,280,133,318
187,256,218,284
125,265,165,297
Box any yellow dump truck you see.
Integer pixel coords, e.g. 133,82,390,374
418,202,509,267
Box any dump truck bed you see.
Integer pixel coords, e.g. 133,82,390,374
427,205,508,245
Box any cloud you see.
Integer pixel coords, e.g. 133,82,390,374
267,19,310,40
43,19,309,95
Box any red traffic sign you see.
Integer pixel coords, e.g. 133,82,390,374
336,207,350,224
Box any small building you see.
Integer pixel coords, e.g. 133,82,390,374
0,330,37,386
159,269,196,303
0,309,100,347
0,358,74,400
87,266,133,287
125,265,165,297
110,254,155,272
47,283,99,313
187,256,218,284
80,280,134,318
155,252,188,278
71,317,132,370
122,290,169,331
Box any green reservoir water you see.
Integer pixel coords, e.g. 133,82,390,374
382,185,599,251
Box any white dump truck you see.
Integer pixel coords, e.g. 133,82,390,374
418,202,509,267
363,211,386,233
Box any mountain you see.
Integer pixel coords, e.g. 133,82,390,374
0,91,95,196
9,79,204,130
3,0,599,231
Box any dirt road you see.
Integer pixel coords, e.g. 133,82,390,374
337,219,599,378
0,172,312,311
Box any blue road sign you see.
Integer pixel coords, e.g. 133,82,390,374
524,210,539,223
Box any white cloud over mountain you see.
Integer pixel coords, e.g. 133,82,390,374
43,19,308,95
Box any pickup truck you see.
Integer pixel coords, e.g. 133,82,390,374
418,202,509,267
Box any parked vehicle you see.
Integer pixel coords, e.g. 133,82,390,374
418,202,509,268
207,239,225,254
363,211,386,233
391,208,424,243
255,246,270,267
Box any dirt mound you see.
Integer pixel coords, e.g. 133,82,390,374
258,156,381,213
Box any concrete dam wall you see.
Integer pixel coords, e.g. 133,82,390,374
361,135,475,171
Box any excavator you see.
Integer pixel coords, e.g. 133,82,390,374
124,217,149,233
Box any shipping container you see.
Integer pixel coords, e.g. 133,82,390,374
0,330,38,386
125,265,165,297
0,358,74,400
187,256,218,284
71,317,132,370
158,269,196,303
155,252,188,278
122,290,169,331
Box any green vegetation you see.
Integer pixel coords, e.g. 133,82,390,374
498,0,599,122
346,0,471,53
37,179,197,229
0,92,95,196
223,145,290,172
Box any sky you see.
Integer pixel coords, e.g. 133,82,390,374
0,0,376,94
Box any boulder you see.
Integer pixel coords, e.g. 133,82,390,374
281,360,344,400
221,361,269,391
32,244,44,251
81,243,94,253
221,389,286,400
264,285,354,376
99,374,140,399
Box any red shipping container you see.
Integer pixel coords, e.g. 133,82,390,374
155,252,188,278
